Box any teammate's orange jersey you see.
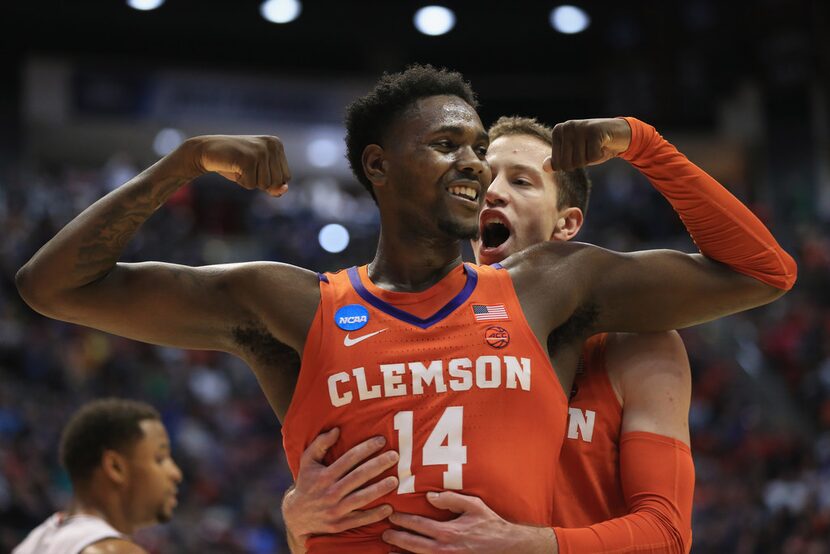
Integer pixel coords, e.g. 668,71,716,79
550,333,695,554
551,333,626,526
283,263,567,553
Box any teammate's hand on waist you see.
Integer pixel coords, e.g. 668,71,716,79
384,491,557,554
184,134,292,196
544,118,632,172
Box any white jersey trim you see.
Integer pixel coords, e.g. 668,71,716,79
13,512,128,554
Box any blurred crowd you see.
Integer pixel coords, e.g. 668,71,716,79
0,144,828,553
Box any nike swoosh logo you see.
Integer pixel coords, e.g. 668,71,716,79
344,328,388,347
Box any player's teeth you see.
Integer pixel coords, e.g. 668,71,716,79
449,186,477,200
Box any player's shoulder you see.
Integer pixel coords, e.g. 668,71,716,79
80,538,147,554
219,261,322,302
501,240,601,271
604,331,690,393
501,241,608,298
606,329,685,352
220,260,320,285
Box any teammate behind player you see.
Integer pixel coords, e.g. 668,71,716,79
16,66,795,552
384,116,697,553
13,398,181,554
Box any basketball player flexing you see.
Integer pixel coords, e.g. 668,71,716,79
283,116,696,554
14,399,181,554
16,66,795,553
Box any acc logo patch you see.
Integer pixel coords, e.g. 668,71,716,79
335,304,370,331
484,326,510,349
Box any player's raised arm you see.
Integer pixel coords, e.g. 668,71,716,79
515,117,796,334
15,135,318,354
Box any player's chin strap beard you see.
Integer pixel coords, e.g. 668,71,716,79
435,215,479,241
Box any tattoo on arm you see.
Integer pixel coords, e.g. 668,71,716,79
74,175,190,282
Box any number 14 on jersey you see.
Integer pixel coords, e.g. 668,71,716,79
393,406,467,494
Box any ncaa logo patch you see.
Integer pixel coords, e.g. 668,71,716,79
484,326,510,349
335,304,370,331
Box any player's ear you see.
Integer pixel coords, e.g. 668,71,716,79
362,144,388,190
551,207,583,241
101,449,129,486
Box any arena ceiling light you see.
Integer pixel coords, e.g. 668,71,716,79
550,5,590,34
261,0,302,24
319,224,350,253
306,137,341,168
153,128,185,157
127,0,165,11
414,5,456,36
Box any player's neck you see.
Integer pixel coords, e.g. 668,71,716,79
69,489,136,535
369,229,463,292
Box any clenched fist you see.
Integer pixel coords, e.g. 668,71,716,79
186,135,291,196
544,118,632,172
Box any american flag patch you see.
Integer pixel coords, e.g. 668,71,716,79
472,304,509,321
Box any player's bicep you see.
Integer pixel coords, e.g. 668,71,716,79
593,249,781,333
46,262,252,351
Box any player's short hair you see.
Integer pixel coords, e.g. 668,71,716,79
488,116,592,215
345,64,478,201
59,398,161,484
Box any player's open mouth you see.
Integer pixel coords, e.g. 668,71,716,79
480,212,511,248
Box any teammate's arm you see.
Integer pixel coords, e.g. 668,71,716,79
612,331,690,444
283,433,557,554
552,331,694,554
15,135,319,354
383,492,557,554
512,117,796,335
286,516,306,554
282,428,399,553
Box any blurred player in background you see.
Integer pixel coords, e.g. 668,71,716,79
16,66,795,552
13,398,181,554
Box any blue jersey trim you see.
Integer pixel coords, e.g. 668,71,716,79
346,264,478,329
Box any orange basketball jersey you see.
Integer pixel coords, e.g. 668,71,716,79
283,263,567,553
552,333,627,526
